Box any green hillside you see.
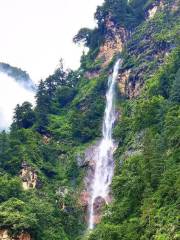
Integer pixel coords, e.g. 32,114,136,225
0,0,179,239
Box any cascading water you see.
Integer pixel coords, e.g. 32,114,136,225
88,59,121,230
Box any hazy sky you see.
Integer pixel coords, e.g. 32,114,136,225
0,0,104,129
0,0,104,83
0,73,35,129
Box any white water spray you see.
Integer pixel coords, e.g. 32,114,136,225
88,59,121,229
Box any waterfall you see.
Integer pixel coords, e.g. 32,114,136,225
88,59,121,230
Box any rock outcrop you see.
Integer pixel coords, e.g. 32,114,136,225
78,142,100,220
20,162,38,190
17,233,31,240
79,191,90,221
84,70,100,80
0,230,11,240
56,187,69,210
93,196,106,225
118,70,131,96
96,17,128,68
117,0,176,99
42,135,51,144
85,16,128,79
148,5,158,19
79,139,117,226
0,230,31,240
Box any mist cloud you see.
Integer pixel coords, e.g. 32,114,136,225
0,72,35,130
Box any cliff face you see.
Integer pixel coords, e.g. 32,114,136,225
88,0,178,99
78,0,180,232
84,17,128,80
84,0,180,239
96,17,128,68
0,0,179,239
117,0,179,98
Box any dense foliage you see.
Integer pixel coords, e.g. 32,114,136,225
87,47,180,240
0,0,179,239
0,57,107,239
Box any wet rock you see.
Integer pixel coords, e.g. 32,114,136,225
79,139,117,223
93,196,106,225
76,142,100,168
76,153,89,168
78,142,101,221
93,196,106,215
118,70,131,95
84,145,99,167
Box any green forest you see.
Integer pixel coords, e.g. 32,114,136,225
0,0,179,239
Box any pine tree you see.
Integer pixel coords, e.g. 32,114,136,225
12,102,35,129
170,69,180,103
35,80,50,133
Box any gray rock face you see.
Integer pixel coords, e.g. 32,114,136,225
76,141,100,168
20,161,38,190
78,141,101,219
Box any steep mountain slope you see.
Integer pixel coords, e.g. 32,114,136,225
0,0,179,240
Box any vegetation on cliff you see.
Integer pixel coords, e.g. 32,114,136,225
0,0,179,239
